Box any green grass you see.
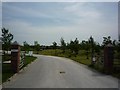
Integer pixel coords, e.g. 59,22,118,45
38,49,62,56
24,56,37,67
2,56,37,83
39,49,91,66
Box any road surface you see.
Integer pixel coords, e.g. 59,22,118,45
3,55,119,88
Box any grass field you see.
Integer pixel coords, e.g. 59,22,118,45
39,49,91,65
2,56,37,83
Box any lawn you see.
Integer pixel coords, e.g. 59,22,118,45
24,56,37,67
2,56,37,83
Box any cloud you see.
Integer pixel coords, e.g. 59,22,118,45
2,2,118,45
3,3,54,19
64,3,102,19
3,17,118,45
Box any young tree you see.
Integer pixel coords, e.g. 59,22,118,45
34,41,40,54
1,28,13,53
94,43,101,55
88,36,95,65
74,38,80,56
52,41,57,55
60,37,66,53
80,40,90,59
23,41,30,53
85,41,90,59
68,38,80,56
68,40,74,54
102,36,112,46
52,41,57,49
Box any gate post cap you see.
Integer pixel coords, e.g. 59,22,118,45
12,41,19,45
105,43,113,47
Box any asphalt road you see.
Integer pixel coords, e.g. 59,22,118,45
3,55,119,88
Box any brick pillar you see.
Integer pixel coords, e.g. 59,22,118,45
104,43,114,74
11,41,20,73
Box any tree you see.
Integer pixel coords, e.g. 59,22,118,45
102,36,112,46
94,43,101,55
1,28,13,53
52,41,57,55
80,40,90,59
60,37,66,53
68,40,74,54
34,41,40,54
52,41,57,49
67,38,80,56
23,41,30,53
88,36,95,65
74,38,80,55
85,41,90,59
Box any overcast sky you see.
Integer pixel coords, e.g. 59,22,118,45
2,2,118,45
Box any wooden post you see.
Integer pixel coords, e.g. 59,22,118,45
104,43,114,74
11,41,20,73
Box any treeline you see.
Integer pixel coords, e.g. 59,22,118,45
21,36,120,60
1,28,120,59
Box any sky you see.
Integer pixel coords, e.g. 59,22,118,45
1,2,119,45
118,2,120,40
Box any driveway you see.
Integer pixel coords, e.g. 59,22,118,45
3,55,119,88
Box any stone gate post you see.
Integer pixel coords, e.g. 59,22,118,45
104,43,114,74
11,41,20,73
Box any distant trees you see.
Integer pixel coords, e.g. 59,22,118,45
94,43,101,55
67,40,75,54
67,38,80,56
23,41,30,52
45,36,120,60
102,36,112,46
80,40,90,59
73,38,80,55
34,41,40,54
52,41,57,49
60,37,66,53
1,28,13,53
89,36,95,65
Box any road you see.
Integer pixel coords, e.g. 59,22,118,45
3,55,119,88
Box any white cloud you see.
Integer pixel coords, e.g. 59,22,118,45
64,3,102,19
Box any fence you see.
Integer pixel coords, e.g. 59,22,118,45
19,51,25,69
